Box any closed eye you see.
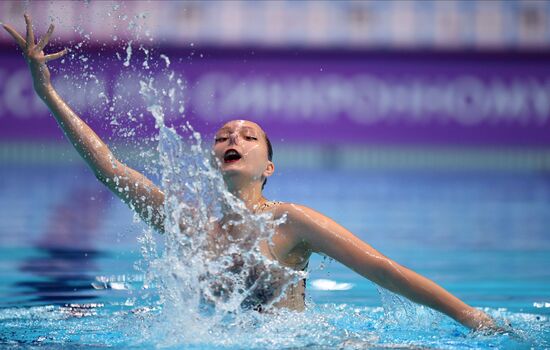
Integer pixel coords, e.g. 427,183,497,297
245,136,258,141
215,137,228,143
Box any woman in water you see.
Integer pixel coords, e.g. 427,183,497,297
3,15,498,331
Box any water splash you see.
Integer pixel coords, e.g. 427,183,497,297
377,286,443,330
3,4,547,349
130,74,306,346
123,40,133,67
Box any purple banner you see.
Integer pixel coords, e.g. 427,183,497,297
1,46,550,146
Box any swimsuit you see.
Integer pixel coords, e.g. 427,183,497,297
255,201,308,311
202,200,309,312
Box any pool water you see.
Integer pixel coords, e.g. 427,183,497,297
0,163,549,349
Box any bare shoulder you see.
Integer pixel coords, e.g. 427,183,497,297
271,202,326,228
272,202,361,254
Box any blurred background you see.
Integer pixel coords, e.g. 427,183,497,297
0,0,549,312
1,0,550,168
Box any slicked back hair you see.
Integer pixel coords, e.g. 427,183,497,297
262,133,273,190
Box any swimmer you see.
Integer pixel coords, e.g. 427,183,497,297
3,15,501,332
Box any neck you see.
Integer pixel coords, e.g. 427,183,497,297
226,180,266,211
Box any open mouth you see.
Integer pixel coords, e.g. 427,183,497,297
223,149,242,163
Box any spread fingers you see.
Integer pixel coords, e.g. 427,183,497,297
2,24,26,50
24,14,35,48
35,23,55,52
45,48,68,62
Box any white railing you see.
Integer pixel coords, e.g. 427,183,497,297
1,0,549,50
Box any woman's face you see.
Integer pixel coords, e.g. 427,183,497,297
213,120,274,187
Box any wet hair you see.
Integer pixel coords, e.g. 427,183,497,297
262,133,273,190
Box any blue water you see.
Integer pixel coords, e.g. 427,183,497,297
0,163,549,348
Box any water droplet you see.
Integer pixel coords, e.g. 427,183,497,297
160,54,170,68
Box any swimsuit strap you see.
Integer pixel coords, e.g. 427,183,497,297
255,200,283,213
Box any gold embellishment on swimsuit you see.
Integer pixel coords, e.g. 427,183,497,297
254,200,282,213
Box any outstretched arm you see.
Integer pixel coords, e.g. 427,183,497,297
2,15,165,232
283,203,497,331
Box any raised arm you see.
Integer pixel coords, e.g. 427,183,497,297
282,203,497,331
2,15,165,232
